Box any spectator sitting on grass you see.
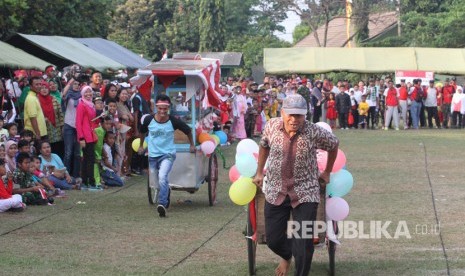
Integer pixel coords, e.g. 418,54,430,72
101,131,124,187
0,159,25,212
31,155,56,195
38,141,80,190
19,130,36,155
5,140,18,173
12,152,50,206
0,115,8,143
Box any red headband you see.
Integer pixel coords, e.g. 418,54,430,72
156,100,170,106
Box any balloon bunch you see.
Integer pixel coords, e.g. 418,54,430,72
315,122,354,222
228,139,259,205
131,138,148,152
197,131,228,155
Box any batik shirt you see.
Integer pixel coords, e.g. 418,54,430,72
260,118,338,207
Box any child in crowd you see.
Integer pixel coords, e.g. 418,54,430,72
326,93,337,129
101,131,124,187
95,116,113,187
17,139,30,154
30,156,56,198
5,122,18,141
94,97,105,117
0,144,5,160
19,130,35,155
358,95,370,129
5,140,17,173
0,115,8,143
0,159,25,212
12,153,50,205
245,100,258,138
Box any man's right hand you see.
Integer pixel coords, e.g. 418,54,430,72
80,140,86,149
252,173,264,190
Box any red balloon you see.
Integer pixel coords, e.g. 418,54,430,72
316,149,346,173
229,165,240,182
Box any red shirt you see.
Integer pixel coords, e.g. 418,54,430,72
385,87,398,106
399,86,408,100
442,85,454,104
0,179,13,199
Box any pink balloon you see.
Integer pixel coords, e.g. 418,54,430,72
229,165,240,182
316,149,346,173
201,141,215,155
326,197,349,221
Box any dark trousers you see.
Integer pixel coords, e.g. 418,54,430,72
81,142,96,185
426,106,440,128
265,196,318,276
63,124,81,178
312,105,322,124
451,111,462,128
367,106,377,128
441,104,451,128
420,103,426,127
352,108,359,128
338,112,348,129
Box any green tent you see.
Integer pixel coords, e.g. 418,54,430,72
0,41,53,70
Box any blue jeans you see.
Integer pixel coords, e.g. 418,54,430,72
410,101,422,129
63,124,81,178
101,169,124,187
48,175,75,190
149,154,176,208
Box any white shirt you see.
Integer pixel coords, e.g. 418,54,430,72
424,87,437,107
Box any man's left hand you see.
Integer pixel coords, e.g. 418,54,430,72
189,145,196,153
65,174,72,183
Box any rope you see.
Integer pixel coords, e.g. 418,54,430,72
215,147,231,169
420,140,450,276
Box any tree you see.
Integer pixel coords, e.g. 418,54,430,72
0,0,28,40
293,23,311,44
199,0,225,52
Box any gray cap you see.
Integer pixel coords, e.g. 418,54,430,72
282,94,307,115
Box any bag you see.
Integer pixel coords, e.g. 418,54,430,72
348,112,354,125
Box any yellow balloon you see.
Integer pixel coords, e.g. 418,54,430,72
229,177,257,205
132,138,148,152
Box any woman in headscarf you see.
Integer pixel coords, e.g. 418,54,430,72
5,140,18,173
451,86,464,128
76,86,100,189
62,78,82,179
48,80,62,105
38,81,64,156
116,88,134,176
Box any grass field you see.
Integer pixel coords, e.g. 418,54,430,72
1,129,464,275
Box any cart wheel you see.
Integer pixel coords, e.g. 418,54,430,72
328,220,339,276
147,177,159,205
247,201,257,275
207,153,218,206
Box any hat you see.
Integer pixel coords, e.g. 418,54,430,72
282,94,307,115
93,97,103,103
429,80,435,83
400,79,406,82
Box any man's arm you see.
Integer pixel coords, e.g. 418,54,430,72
319,142,339,186
252,145,270,190
30,117,41,139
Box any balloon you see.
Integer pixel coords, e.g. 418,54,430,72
214,131,228,144
315,122,332,133
236,139,259,155
326,197,349,221
198,133,211,144
200,141,216,155
316,149,346,173
229,177,257,205
210,134,220,146
326,169,354,197
236,153,258,177
229,165,240,182
132,138,148,152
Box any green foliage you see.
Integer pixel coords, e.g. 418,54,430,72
199,0,225,52
0,0,112,40
226,35,290,76
292,23,310,44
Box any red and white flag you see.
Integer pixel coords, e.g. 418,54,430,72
161,49,168,60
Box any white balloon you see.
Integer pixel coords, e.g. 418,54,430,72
315,122,332,133
236,139,259,155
